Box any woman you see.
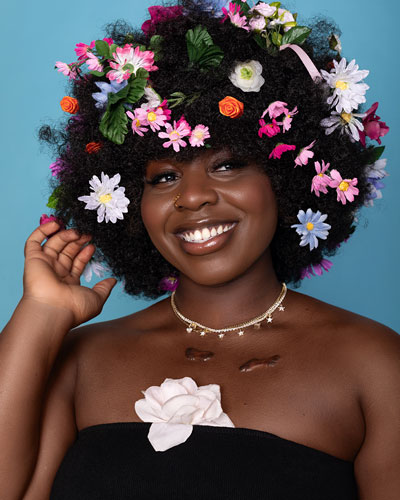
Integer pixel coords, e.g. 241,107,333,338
1,1,399,498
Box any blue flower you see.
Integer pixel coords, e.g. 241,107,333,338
291,209,331,251
92,80,128,109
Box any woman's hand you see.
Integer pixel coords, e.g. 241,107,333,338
22,221,117,329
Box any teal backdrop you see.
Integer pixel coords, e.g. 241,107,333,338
1,0,398,332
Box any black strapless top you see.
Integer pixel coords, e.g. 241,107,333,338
50,422,358,499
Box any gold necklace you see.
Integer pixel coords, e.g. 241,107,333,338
170,283,287,339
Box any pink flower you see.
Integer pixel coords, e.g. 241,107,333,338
329,169,359,204
136,105,170,132
301,259,333,279
262,101,289,120
281,106,298,132
55,61,77,80
49,158,66,177
126,109,149,136
269,143,296,159
39,214,66,239
75,41,95,60
159,275,179,292
258,118,280,138
189,124,210,147
294,140,316,167
85,53,103,72
311,160,331,197
141,5,184,35
222,2,249,30
158,120,191,152
107,44,158,83
176,115,192,133
359,102,389,147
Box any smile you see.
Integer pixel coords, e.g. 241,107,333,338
177,223,237,243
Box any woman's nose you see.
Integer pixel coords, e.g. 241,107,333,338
175,170,218,211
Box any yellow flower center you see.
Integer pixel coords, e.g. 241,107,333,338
99,193,112,204
318,173,324,177
341,112,352,123
170,131,180,141
306,222,314,231
194,130,204,139
335,80,349,90
339,181,349,191
147,112,157,122
135,119,141,127
240,67,253,80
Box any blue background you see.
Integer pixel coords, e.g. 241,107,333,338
1,0,398,332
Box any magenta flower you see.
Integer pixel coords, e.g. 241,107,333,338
49,158,66,177
281,106,298,132
126,109,149,136
86,53,103,72
329,169,359,204
75,40,95,60
269,143,296,159
39,214,66,239
176,115,192,133
107,45,158,83
222,2,249,30
294,140,316,167
262,101,289,120
258,118,280,138
141,5,184,35
311,160,331,197
55,61,77,80
136,105,170,132
189,125,210,147
359,102,389,147
301,259,333,279
159,275,179,292
158,120,191,152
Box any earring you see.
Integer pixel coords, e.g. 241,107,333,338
173,193,181,209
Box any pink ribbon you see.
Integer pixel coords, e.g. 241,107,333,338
280,44,322,82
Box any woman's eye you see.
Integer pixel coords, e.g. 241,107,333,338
147,172,178,185
213,161,246,172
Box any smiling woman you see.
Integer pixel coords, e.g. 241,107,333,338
0,1,399,499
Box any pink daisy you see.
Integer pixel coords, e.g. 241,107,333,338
294,140,316,167
136,105,170,132
262,101,289,120
269,143,296,159
329,169,359,204
281,106,298,132
126,109,149,136
85,53,103,72
74,41,95,60
158,120,191,152
107,44,158,83
258,118,280,138
55,61,77,80
189,125,210,147
311,160,331,197
222,2,249,30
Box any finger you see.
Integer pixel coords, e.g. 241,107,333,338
42,228,86,257
24,222,63,257
69,244,97,280
56,236,93,270
92,278,118,305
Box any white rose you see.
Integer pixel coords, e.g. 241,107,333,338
249,15,267,31
250,2,276,17
229,60,265,93
135,377,235,451
268,8,296,32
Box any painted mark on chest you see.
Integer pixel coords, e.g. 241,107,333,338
239,355,281,372
185,347,215,362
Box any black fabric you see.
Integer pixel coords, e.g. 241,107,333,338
50,422,358,499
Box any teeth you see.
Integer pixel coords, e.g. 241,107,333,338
180,223,236,243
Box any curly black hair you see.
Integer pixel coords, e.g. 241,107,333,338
40,0,374,299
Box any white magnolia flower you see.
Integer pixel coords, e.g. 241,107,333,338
320,58,369,113
249,15,267,31
249,2,276,17
135,377,235,451
78,172,130,223
320,111,365,142
365,158,388,180
267,8,296,31
229,60,265,92
83,258,108,283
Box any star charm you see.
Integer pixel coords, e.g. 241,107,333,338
186,327,193,333
218,333,225,339
267,316,273,323
200,331,206,337
237,331,244,336
278,305,285,311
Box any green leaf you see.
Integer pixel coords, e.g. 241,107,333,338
271,31,283,46
109,44,117,55
107,84,130,106
281,26,312,46
149,35,163,51
89,70,105,77
135,68,149,80
95,40,111,58
186,25,224,70
370,146,385,162
126,75,147,104
123,63,135,73
198,45,224,70
99,103,128,145
270,2,281,7
46,186,61,209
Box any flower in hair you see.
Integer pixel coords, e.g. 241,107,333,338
189,125,210,147
85,53,103,72
49,158,66,178
301,259,333,279
91,80,128,110
249,3,276,17
60,96,79,114
83,257,108,283
126,109,149,136
85,142,102,154
267,8,296,32
136,104,171,132
291,209,331,251
222,2,249,30
263,101,289,120
248,15,267,31
280,106,298,132
219,96,244,118
229,60,265,92
321,58,369,113
269,143,296,159
135,377,234,451
364,158,388,206
320,111,365,142
75,41,95,60
311,160,331,197
294,140,316,167
141,5,184,35
55,62,77,80
158,120,191,152
328,170,359,205
258,118,280,138
159,275,179,292
359,102,389,147
78,172,130,223
107,45,158,83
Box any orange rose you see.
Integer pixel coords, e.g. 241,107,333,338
218,96,244,119
60,96,79,114
85,142,102,154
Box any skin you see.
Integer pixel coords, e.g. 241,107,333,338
2,149,400,499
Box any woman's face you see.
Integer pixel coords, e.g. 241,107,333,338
141,149,278,286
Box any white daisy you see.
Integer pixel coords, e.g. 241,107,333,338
320,111,365,142
320,58,369,113
229,60,265,92
78,172,130,223
83,257,108,283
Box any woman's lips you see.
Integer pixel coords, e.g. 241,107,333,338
175,222,237,256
